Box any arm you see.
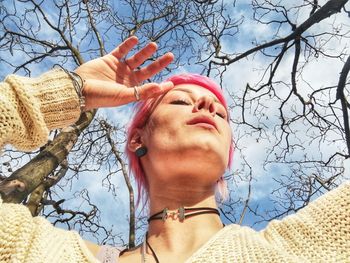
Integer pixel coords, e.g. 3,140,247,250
0,37,174,152
0,70,81,151
262,181,350,262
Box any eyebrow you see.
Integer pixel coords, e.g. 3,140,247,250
170,87,221,104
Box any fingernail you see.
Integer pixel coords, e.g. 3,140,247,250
166,52,175,58
150,42,158,49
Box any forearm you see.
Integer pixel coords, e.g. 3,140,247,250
0,69,81,151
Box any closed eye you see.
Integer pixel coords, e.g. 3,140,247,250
216,112,227,119
170,99,191,105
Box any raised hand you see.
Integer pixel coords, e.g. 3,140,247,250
75,36,174,111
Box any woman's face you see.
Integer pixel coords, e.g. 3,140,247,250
139,84,232,189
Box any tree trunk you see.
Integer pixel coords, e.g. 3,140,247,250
0,111,96,203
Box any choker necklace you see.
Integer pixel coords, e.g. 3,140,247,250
142,206,220,262
148,206,220,222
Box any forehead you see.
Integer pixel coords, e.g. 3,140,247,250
168,84,221,103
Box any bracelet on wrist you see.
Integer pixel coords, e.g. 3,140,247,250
54,65,86,111
69,71,86,111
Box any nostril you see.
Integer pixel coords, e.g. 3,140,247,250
194,98,205,111
194,96,217,115
198,100,205,110
209,103,215,113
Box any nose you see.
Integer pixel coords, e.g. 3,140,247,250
193,96,217,117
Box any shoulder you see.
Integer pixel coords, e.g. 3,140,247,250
84,240,101,256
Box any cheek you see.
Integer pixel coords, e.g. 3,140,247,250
226,127,232,146
222,125,233,157
143,113,180,145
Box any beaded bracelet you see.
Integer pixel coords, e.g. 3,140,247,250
54,65,86,111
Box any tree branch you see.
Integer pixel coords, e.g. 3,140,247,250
212,0,348,66
336,55,350,156
101,120,136,248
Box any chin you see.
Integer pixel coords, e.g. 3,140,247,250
151,140,228,173
183,149,227,174
195,142,227,161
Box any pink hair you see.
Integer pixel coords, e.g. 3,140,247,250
126,73,234,204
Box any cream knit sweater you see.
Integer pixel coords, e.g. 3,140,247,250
186,181,350,262
0,182,349,262
0,71,349,262
0,69,81,151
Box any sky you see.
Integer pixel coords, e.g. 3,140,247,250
1,0,350,247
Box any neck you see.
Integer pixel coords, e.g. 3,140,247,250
147,192,223,255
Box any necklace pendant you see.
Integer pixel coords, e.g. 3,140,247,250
178,206,185,221
161,208,168,221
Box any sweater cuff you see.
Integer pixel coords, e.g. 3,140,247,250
6,69,81,131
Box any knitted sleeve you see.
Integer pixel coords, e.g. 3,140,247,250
262,181,350,262
0,197,98,262
0,69,81,151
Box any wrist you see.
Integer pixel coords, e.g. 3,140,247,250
68,71,86,112
54,65,86,111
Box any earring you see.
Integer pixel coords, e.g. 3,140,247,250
135,146,148,157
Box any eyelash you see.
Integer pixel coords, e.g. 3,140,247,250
171,99,227,119
170,99,191,105
216,112,226,119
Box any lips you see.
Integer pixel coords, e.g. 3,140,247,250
187,115,218,130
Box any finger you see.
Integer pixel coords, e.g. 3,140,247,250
136,52,174,81
110,36,138,59
129,81,174,102
125,42,158,69
83,80,174,110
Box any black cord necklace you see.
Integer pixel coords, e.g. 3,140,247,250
148,206,220,222
145,232,160,263
143,206,220,262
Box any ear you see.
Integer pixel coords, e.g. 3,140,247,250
128,129,144,152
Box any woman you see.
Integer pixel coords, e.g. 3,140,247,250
119,73,233,262
113,74,350,262
0,37,349,262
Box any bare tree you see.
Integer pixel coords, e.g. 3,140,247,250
0,0,349,246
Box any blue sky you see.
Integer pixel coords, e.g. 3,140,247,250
1,0,350,247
